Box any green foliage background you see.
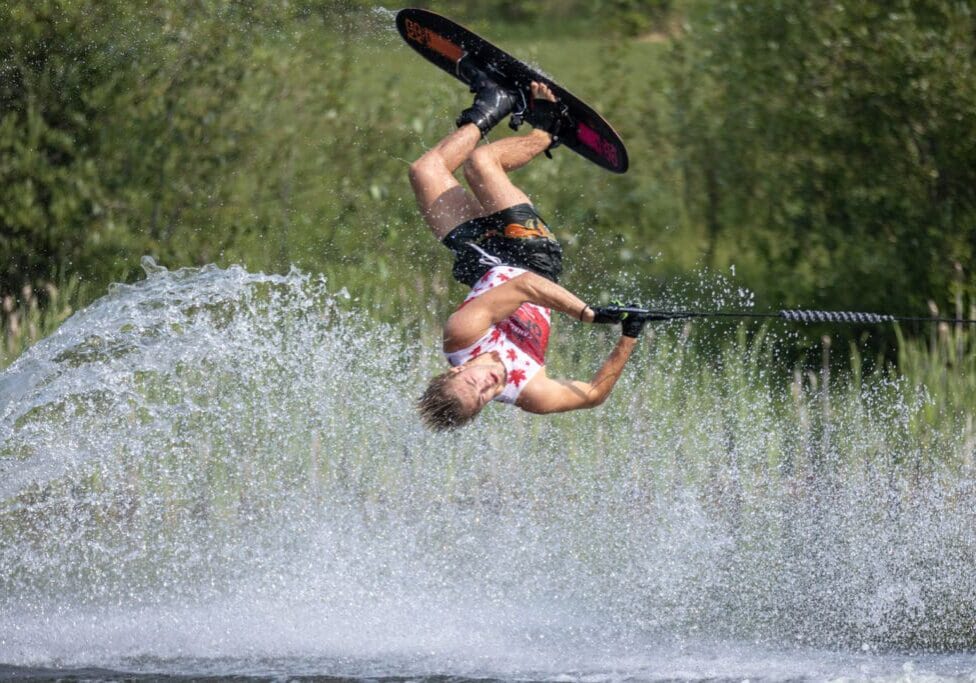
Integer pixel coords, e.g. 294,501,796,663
2,0,975,349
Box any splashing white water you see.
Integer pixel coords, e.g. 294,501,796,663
1,260,974,680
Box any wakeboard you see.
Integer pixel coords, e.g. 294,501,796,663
396,8,629,174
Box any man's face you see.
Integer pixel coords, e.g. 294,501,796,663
446,363,504,413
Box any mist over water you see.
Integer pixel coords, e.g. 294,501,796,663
1,261,974,681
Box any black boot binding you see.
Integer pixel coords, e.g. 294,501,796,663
455,56,518,136
525,96,572,156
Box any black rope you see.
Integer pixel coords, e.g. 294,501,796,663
606,306,976,326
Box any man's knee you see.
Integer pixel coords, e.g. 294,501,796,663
462,146,499,186
408,154,438,192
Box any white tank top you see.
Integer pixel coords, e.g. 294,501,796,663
444,266,552,404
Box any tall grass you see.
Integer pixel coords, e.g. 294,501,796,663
0,279,86,369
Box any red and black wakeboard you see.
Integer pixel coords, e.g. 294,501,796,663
396,8,629,174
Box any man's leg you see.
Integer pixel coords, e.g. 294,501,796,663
462,82,557,215
408,60,522,241
463,129,552,214
408,123,484,241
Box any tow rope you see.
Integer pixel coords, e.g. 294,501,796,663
601,305,976,326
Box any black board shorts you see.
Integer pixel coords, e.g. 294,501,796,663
442,203,564,287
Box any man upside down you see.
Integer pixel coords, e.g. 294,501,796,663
409,61,645,430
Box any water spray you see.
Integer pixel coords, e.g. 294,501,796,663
1,264,975,676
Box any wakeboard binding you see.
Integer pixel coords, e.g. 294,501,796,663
525,98,573,152
455,56,522,136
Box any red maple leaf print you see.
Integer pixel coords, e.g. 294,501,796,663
497,273,510,282
468,345,482,359
490,329,502,342
506,348,518,362
509,368,527,387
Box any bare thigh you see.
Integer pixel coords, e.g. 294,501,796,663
462,140,539,215
412,180,485,241
465,167,532,215
408,133,486,241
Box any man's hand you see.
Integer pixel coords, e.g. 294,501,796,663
589,302,648,337
620,312,647,338
589,305,624,325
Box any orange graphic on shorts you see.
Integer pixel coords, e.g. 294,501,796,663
504,220,553,240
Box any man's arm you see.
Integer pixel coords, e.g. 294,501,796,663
444,271,595,351
516,335,638,414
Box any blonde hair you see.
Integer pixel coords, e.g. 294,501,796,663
417,371,480,431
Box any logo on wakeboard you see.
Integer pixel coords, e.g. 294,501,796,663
404,18,463,62
576,121,619,168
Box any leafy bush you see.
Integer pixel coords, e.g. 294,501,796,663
670,0,976,315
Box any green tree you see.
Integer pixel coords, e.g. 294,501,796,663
0,0,128,297
671,0,976,317
99,2,272,266
0,0,276,296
